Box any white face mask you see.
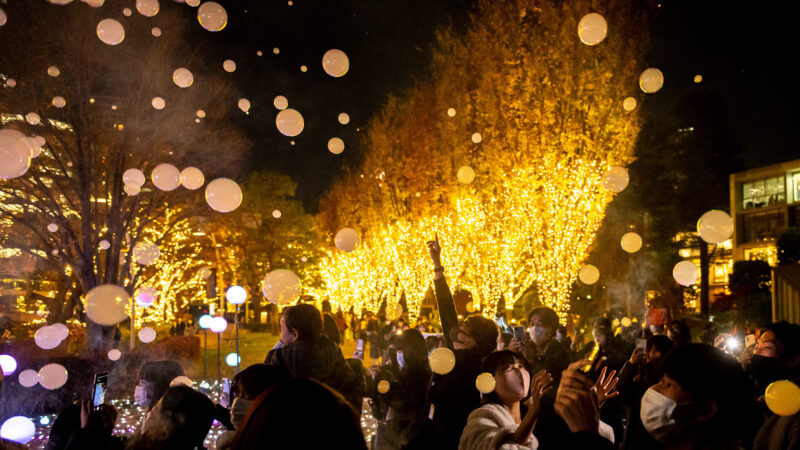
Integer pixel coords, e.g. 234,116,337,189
640,387,678,442
496,366,531,402
529,325,550,346
396,351,406,368
134,384,151,408
230,398,252,429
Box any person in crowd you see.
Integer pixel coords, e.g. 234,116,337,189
427,235,500,449
497,332,513,351
750,321,800,450
134,360,187,432
509,306,572,387
127,385,215,450
323,312,343,346
231,378,367,449
581,318,630,372
45,403,81,450
617,335,674,450
215,364,292,450
372,328,434,449
555,325,570,350
459,350,552,450
264,303,362,409
637,343,758,449
667,319,692,346
62,400,123,450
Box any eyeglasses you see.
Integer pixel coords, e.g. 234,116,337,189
500,362,525,373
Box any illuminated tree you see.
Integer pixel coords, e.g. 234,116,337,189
0,2,249,348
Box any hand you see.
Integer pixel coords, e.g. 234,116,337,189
555,387,600,433
219,391,231,409
559,360,594,391
509,337,526,354
526,370,553,412
426,234,442,268
593,365,619,407
629,347,646,365
80,399,91,429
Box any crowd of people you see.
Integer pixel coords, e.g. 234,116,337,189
2,239,799,450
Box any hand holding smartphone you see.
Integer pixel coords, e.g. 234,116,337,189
513,326,526,341
91,372,108,411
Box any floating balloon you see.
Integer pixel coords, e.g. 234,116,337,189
197,1,227,32
50,323,69,341
138,327,156,343
0,416,35,445
377,379,390,394
34,325,61,350
765,380,800,416
261,269,301,305
133,241,160,265
621,317,632,327
25,136,42,158
429,347,456,375
673,260,699,287
47,66,60,77
0,8,6,27
97,18,125,45
205,178,242,212
225,353,240,367
135,286,157,307
84,0,105,7
622,97,637,111
457,166,476,184
198,314,213,329
172,68,193,88
0,354,17,375
328,137,345,154
99,240,110,250
338,112,350,124
697,210,733,244
0,129,32,179
38,363,68,390
108,349,122,361
272,209,282,218
322,49,349,77
198,267,212,279
273,96,288,110
226,285,247,305
335,228,361,252
123,168,146,187
196,109,206,118
47,223,58,233
25,113,40,125
210,316,227,333
275,108,304,136
151,163,180,191
694,74,703,83
471,133,482,144
52,96,66,108
151,27,162,37
18,369,39,388
123,7,132,16
136,0,159,17
578,264,600,285
85,284,130,326
238,98,251,114
475,372,496,394
639,68,664,93
447,108,456,117
124,184,140,196
273,47,280,54
466,301,475,313
5,78,15,87
577,13,608,45
223,59,236,72
620,232,642,253
180,167,204,190
186,0,200,6
151,97,166,110
602,166,629,193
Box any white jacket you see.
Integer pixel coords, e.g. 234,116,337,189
458,403,539,450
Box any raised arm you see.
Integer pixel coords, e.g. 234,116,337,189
427,235,458,349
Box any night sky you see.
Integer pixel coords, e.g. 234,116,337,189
148,0,800,208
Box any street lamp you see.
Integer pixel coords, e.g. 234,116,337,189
226,285,247,373
209,316,228,397
198,314,213,381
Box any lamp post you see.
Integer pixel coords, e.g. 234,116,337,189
209,316,228,397
198,314,213,381
225,286,247,374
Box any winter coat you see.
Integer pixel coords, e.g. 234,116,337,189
459,403,539,450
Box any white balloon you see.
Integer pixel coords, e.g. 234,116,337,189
52,96,66,108
18,369,39,388
85,285,129,326
0,354,17,375
197,1,227,31
47,66,60,77
151,163,180,191
578,264,600,285
577,12,608,45
99,240,111,250
334,228,361,252
124,183,141,196
0,129,32,179
152,97,166,110
123,168,146,187
138,327,156,343
205,178,242,212
697,210,734,244
50,323,69,341
328,137,345,154
447,108,456,117
273,96,288,110
133,241,160,265
25,113,40,125
225,353,240,366
322,49,349,77
136,0,159,17
639,68,664,93
471,132,482,144
38,363,68,390
0,416,35,445
602,166,629,193
261,269,301,305
429,347,456,375
223,59,236,72
135,285,158,306
123,7,132,16
172,68,193,88
108,349,122,361
620,232,642,253
5,78,15,87
673,260,699,286
0,8,6,27
475,372,496,394
226,285,247,305
238,98,251,114
275,108,304,136
694,74,703,83
180,167,204,190
47,223,58,233
97,18,125,45
272,209,282,218
196,109,206,118
622,97,637,111
338,112,350,124
84,0,105,7
210,316,228,333
186,0,200,6
34,325,61,350
457,166,476,184
151,27,162,37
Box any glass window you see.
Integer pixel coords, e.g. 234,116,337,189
742,175,786,209
793,172,800,203
741,210,786,244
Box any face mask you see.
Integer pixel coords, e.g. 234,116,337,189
747,354,781,393
396,351,406,368
230,398,252,429
529,325,550,346
134,384,151,408
640,386,705,444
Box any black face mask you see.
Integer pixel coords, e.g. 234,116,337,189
747,354,781,393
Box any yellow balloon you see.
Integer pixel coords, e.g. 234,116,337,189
765,380,800,416
475,372,496,394
377,379,390,394
429,347,456,375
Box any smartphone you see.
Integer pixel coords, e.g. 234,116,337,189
636,338,647,352
513,326,525,341
579,343,606,379
222,378,230,396
745,334,756,348
355,339,364,360
91,372,108,410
